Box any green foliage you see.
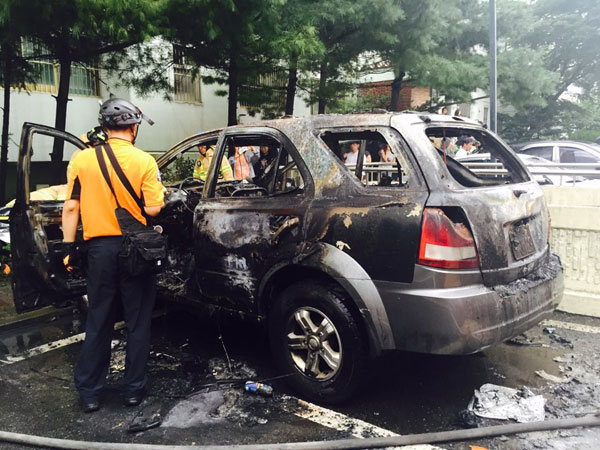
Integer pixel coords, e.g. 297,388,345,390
19,0,165,61
306,0,405,111
497,0,600,140
571,129,600,143
161,154,195,184
380,0,489,109
497,47,558,109
329,93,389,114
164,0,290,121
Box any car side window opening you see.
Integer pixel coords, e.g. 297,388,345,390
561,147,599,164
522,146,553,161
210,134,305,198
160,138,219,184
425,127,528,187
320,130,409,187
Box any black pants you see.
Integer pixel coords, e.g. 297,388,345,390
74,236,156,402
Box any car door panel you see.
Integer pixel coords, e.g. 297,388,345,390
194,198,309,313
10,123,87,313
192,128,311,314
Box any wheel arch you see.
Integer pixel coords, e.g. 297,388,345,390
258,243,395,357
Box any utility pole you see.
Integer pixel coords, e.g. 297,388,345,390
489,0,497,133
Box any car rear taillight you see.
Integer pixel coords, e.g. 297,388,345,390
418,208,480,269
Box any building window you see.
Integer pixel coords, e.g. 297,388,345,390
21,39,56,94
69,64,100,96
239,70,287,112
173,45,202,104
20,38,100,97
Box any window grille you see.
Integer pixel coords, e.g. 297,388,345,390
239,70,287,111
20,38,100,97
173,45,202,104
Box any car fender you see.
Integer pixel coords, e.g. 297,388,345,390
259,242,395,355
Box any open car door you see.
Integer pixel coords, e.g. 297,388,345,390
10,123,88,313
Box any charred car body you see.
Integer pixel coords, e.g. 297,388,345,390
10,113,563,402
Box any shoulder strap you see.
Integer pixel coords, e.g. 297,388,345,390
102,143,145,213
95,145,121,208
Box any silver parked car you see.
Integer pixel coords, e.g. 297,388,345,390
512,140,600,165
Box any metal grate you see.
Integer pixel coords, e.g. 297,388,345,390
69,65,100,96
21,38,100,97
27,61,57,94
174,66,202,104
239,70,287,111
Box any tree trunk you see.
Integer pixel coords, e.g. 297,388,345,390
0,45,11,205
285,56,298,116
317,60,328,114
227,45,238,126
50,55,71,185
390,71,405,112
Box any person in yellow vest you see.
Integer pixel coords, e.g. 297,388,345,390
193,144,233,181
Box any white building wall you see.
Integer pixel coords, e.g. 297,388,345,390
2,66,313,162
5,89,101,162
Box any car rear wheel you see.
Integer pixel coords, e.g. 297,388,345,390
269,280,367,403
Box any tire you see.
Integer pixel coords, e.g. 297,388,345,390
268,280,367,403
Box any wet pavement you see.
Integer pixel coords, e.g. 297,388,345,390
0,280,599,449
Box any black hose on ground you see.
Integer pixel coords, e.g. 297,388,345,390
0,413,598,450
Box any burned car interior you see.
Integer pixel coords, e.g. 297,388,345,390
425,127,530,187
210,135,305,198
152,132,308,300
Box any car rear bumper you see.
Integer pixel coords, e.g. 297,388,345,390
376,252,564,355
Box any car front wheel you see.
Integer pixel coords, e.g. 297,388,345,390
269,280,367,403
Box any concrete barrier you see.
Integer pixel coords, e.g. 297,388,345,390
542,186,600,317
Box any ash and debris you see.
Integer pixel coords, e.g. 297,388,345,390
506,327,572,349
492,252,562,298
156,356,273,428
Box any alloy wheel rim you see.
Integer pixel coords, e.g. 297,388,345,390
286,307,342,381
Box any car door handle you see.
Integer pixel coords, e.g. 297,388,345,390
513,189,527,198
271,217,299,243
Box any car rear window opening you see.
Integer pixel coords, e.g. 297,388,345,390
425,127,529,187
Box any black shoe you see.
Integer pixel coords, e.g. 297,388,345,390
123,391,145,407
81,399,100,413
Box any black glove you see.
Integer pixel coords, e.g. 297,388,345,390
63,242,83,274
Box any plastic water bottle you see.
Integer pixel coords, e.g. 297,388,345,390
244,381,273,397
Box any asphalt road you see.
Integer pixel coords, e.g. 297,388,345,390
0,293,599,449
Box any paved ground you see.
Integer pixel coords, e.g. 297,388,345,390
0,278,599,449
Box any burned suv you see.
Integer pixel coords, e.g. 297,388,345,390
10,113,563,403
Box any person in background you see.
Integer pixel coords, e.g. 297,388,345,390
378,143,394,163
454,108,462,117
440,137,457,157
255,145,277,180
455,136,476,158
441,106,448,115
193,144,233,181
344,140,366,165
230,146,257,180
